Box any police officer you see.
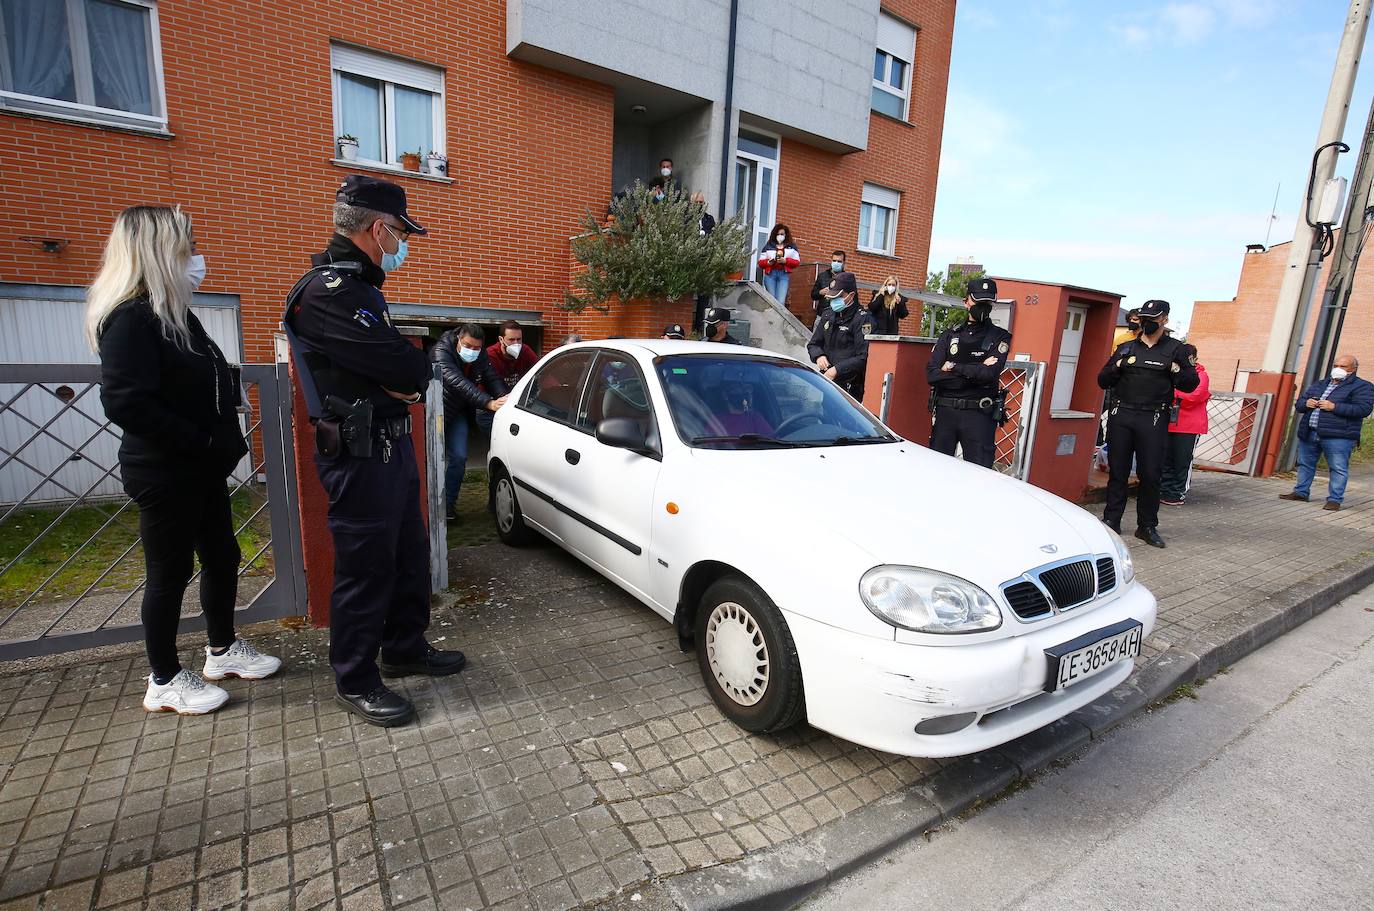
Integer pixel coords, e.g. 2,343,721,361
924,277,1012,468
807,271,874,399
1097,298,1199,548
285,175,466,727
703,307,742,344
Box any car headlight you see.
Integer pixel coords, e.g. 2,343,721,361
1107,527,1136,584
859,566,1001,634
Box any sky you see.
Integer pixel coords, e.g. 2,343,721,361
929,0,1374,335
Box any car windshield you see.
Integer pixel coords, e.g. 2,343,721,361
655,354,898,449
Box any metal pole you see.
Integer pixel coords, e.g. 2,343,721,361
426,365,448,595
1260,0,1370,372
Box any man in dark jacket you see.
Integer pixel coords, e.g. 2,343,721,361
810,250,847,327
433,324,508,520
1281,353,1373,511
808,271,874,399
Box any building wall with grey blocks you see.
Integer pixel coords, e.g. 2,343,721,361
507,0,880,151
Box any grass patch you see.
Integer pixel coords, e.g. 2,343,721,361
1353,417,1374,465
0,489,271,609
447,469,498,548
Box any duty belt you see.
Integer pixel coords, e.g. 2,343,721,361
378,415,412,438
934,395,995,412
1113,401,1168,412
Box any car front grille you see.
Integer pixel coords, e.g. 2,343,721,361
1001,555,1114,621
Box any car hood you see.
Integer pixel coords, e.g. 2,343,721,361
690,441,1110,588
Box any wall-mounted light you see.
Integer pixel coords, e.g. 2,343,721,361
20,236,69,254
631,104,647,115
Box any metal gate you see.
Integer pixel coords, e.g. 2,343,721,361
0,363,305,661
995,361,1045,481
1193,391,1274,476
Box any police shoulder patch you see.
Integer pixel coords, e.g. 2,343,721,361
950,342,959,354
861,323,871,334
1127,356,1137,364
1188,354,1197,365
1171,362,1180,373
998,341,1009,354
320,270,343,290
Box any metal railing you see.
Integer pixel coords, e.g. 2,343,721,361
1193,391,1274,476
0,363,304,661
995,361,1045,481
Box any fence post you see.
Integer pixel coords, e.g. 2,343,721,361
426,364,448,594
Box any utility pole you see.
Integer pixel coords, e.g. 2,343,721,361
1260,0,1370,374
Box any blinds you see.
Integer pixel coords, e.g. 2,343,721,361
331,43,442,93
875,12,915,62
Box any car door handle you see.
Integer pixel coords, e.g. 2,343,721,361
565,449,581,465
509,423,520,436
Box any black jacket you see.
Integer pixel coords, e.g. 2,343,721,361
700,213,716,235
291,235,429,419
811,268,840,318
433,330,509,419
925,318,1012,397
98,298,247,480
1098,335,1199,404
808,301,874,384
867,291,910,335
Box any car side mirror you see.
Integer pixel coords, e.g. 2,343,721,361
596,417,652,455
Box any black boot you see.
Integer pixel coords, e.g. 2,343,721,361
1102,517,1122,534
335,686,415,727
1134,526,1166,549
381,645,467,678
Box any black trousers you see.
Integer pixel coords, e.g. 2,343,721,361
1160,432,1198,501
124,472,240,680
931,404,997,468
315,430,430,695
1103,407,1169,530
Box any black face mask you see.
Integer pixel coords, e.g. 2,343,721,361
1139,318,1161,336
969,302,992,322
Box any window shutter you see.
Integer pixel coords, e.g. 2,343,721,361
331,44,443,93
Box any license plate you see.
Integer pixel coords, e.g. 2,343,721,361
1043,619,1143,692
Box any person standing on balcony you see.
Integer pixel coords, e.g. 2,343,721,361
758,224,800,305
1281,354,1373,511
88,205,281,716
867,275,910,335
925,277,1012,470
1160,344,1210,506
810,250,847,326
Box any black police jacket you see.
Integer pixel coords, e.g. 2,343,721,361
925,318,1012,397
808,301,875,383
1098,335,1199,404
292,235,429,420
98,298,248,479
432,330,509,420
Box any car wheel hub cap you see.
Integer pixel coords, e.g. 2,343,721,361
495,480,515,532
706,601,769,706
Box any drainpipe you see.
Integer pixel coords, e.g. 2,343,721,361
717,0,740,222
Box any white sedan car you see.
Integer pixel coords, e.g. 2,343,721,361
487,340,1155,758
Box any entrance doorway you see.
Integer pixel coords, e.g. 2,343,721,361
734,130,780,280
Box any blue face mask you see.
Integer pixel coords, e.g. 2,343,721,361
459,347,480,364
831,260,844,272
379,224,408,272
830,294,848,312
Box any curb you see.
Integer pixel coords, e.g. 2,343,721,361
619,554,1374,911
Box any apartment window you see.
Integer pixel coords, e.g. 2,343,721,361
858,183,900,256
331,44,444,168
872,11,916,120
0,0,166,130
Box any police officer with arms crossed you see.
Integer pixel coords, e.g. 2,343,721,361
925,277,1012,468
1097,298,1198,549
284,175,466,727
808,271,874,399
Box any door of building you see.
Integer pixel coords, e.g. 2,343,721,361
734,130,780,281
1051,305,1088,411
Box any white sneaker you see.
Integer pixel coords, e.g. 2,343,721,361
202,639,282,681
143,669,229,715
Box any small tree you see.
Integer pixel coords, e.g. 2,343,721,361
564,184,751,313
924,268,985,335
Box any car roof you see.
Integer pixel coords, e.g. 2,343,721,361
553,339,800,363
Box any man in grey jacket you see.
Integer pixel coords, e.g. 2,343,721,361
432,324,508,520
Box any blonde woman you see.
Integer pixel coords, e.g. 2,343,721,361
867,274,910,335
87,206,280,715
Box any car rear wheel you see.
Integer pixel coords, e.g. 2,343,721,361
695,576,805,733
489,466,535,546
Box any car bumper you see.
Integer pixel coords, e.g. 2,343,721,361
788,582,1157,758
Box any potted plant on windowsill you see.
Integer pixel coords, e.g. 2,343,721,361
427,151,448,177
399,150,422,172
337,135,359,161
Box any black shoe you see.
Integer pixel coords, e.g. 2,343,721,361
1134,526,1166,549
381,645,467,678
445,503,460,521
1102,518,1122,534
1278,492,1309,502
335,686,415,727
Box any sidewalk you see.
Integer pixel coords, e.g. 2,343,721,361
0,470,1371,911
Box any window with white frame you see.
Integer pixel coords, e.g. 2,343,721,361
858,183,900,256
0,0,166,130
331,44,445,168
871,11,916,120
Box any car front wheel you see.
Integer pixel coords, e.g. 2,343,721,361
489,466,535,546
695,576,805,733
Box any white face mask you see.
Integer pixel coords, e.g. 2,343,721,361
660,167,672,177
505,342,523,358
1332,367,1350,380
884,285,895,294
185,254,207,290
776,233,786,243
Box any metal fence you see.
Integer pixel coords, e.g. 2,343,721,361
994,361,1045,481
1193,391,1274,476
0,363,304,661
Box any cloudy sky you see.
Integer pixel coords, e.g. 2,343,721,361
929,0,1374,334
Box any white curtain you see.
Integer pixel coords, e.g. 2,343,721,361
339,73,382,161
85,0,151,114
394,85,433,158
2,0,76,101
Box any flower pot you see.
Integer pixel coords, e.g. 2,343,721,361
427,155,448,177
399,153,421,172
337,139,358,161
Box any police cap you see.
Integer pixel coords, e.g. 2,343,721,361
968,277,998,301
663,324,686,339
704,307,731,326
1139,299,1170,318
335,175,428,235
827,272,858,296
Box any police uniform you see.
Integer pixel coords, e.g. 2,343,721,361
925,277,1012,468
807,272,875,399
1097,299,1199,547
284,176,463,726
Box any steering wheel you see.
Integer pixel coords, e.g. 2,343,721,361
771,413,814,439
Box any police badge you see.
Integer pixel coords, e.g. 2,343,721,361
998,341,1009,354
951,342,959,354
1127,356,1137,365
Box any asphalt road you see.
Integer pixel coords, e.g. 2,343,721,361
801,584,1374,911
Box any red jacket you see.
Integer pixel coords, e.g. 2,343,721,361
486,341,540,390
757,243,800,275
1169,362,1210,434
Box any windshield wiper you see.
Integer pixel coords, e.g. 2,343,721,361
690,433,807,448
812,435,895,447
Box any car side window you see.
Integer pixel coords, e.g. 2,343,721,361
522,350,595,425
578,354,658,442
